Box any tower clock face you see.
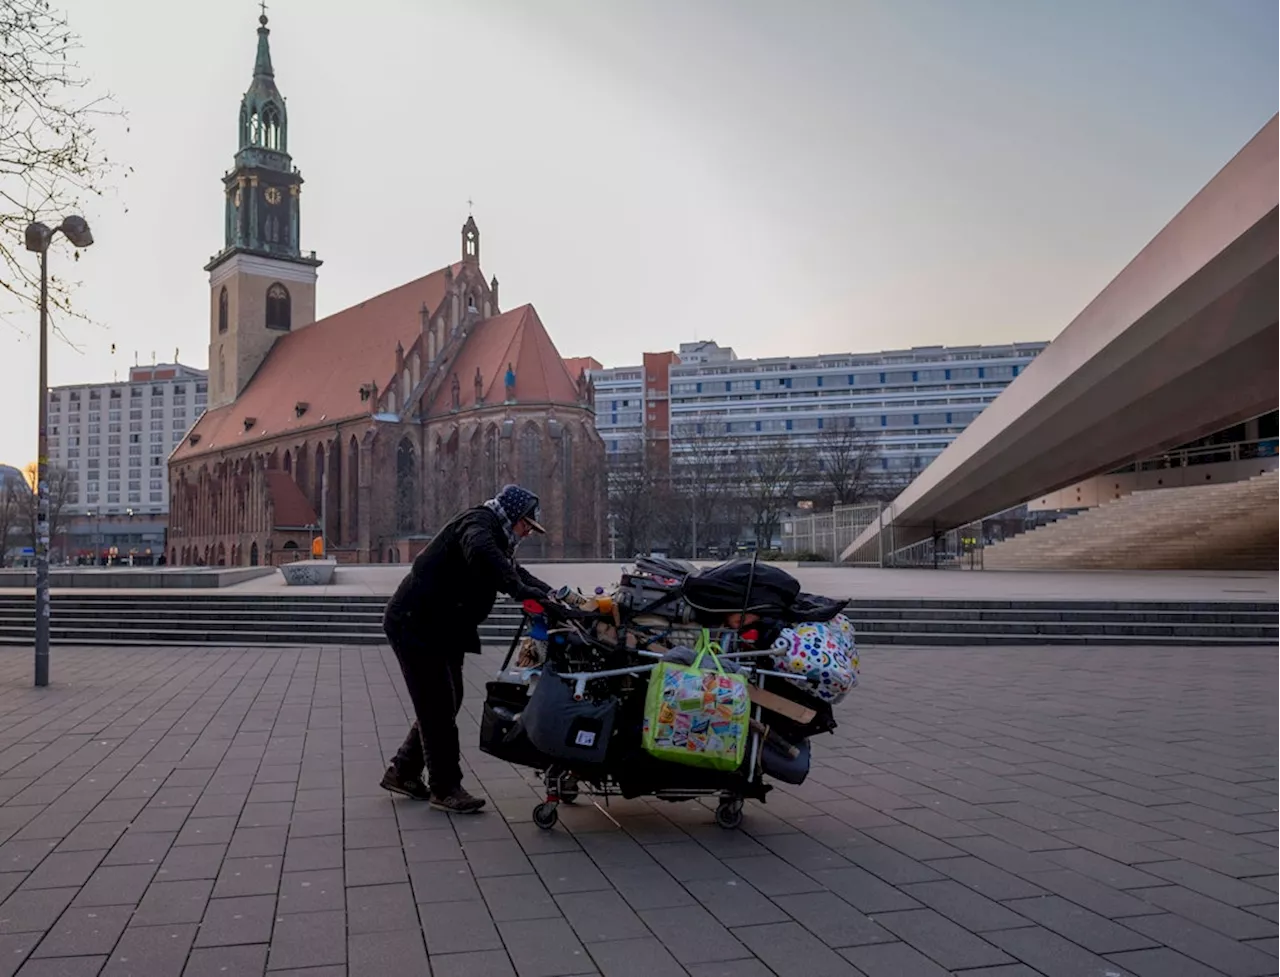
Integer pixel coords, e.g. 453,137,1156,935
264,186,282,205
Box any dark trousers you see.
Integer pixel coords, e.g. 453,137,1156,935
387,624,470,797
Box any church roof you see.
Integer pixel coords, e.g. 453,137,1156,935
174,263,462,462
266,470,318,529
428,304,582,415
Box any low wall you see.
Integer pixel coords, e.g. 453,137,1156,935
0,567,277,589
1030,457,1278,511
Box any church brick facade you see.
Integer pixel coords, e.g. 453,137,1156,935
168,14,605,567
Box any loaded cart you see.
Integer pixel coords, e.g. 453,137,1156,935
479,557,859,829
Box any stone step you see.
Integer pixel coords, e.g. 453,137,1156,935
0,605,1271,628
0,593,1273,649
0,625,1270,648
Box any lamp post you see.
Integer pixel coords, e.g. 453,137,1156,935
25,215,94,688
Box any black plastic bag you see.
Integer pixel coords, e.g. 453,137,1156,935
479,681,548,768
681,560,802,617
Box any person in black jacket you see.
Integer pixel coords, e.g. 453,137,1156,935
380,484,552,813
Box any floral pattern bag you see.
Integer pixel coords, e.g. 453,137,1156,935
770,614,859,705
642,629,750,771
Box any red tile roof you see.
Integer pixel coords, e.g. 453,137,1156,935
563,356,602,380
174,263,463,462
266,470,318,528
428,304,582,414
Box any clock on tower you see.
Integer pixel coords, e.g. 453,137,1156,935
205,11,321,411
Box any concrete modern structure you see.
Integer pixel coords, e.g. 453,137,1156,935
46,362,207,562
843,115,1279,562
592,340,1047,476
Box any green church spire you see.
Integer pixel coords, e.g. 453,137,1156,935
209,7,321,268
236,8,288,166
254,12,275,79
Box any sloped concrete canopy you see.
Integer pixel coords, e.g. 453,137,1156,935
843,115,1279,562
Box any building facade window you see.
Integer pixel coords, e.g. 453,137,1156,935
266,282,291,331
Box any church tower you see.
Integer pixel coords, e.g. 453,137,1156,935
206,11,322,410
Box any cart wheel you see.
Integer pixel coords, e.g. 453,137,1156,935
547,767,579,805
715,798,744,830
533,802,559,830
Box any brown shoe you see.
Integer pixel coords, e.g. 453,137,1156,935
380,766,430,801
430,788,486,814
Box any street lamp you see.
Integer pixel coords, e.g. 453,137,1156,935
126,508,135,566
25,215,94,688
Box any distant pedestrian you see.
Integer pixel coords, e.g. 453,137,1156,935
381,485,552,813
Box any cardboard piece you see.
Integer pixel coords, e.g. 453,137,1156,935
748,686,817,724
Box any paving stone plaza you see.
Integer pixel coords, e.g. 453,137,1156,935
0,634,1275,976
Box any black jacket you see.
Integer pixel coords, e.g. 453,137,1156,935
384,505,550,644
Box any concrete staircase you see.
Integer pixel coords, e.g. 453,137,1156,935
984,472,1279,571
0,594,1274,648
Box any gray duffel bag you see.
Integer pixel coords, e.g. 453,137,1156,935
521,666,618,767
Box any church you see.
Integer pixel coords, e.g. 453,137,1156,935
168,13,607,566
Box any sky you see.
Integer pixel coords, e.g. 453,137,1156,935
0,0,1275,469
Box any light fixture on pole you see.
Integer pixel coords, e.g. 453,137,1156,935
25,215,94,688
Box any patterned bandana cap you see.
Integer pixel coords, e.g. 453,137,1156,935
495,484,545,533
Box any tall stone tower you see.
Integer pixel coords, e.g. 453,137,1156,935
206,11,322,411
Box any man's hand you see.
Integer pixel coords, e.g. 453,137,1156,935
516,584,549,603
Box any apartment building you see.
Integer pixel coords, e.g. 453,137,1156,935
592,340,1048,477
46,363,207,562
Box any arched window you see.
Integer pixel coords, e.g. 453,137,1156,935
561,431,574,550
313,443,325,518
484,425,499,497
347,436,360,546
266,215,279,244
519,424,541,499
266,283,290,331
261,104,282,150
218,287,228,333
395,438,417,533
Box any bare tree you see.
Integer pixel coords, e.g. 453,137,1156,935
1,0,122,330
19,462,72,560
815,419,880,506
0,478,25,565
669,415,736,558
740,437,809,550
606,435,658,558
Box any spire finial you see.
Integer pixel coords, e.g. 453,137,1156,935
467,197,473,216
254,3,274,78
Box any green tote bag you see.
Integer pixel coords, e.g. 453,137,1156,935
641,629,750,772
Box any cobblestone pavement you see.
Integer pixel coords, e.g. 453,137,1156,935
0,643,1274,977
